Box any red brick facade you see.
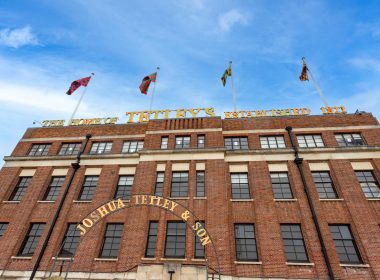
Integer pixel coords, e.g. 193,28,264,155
0,113,380,279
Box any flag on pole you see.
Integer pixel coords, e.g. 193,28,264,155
299,60,309,81
66,76,92,95
221,65,232,86
139,72,157,94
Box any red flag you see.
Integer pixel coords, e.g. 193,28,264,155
139,72,157,95
66,76,92,95
299,61,309,82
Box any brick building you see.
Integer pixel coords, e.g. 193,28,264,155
0,112,379,280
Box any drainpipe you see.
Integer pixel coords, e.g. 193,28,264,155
29,134,92,280
285,126,335,280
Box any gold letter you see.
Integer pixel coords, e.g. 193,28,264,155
192,222,201,231
205,107,215,117
150,196,162,206
97,205,109,217
107,201,117,212
188,108,202,117
169,201,178,212
200,235,211,246
176,109,186,118
224,112,231,118
117,198,126,208
77,224,87,236
197,228,207,238
138,112,150,122
90,211,100,222
141,195,148,204
125,112,138,123
82,218,93,228
162,199,170,209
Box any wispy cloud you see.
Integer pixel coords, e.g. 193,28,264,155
348,57,380,74
218,9,249,33
0,25,38,48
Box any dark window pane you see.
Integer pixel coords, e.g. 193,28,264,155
18,223,45,256
78,176,98,201
197,135,205,148
122,141,144,153
196,171,205,197
59,224,81,257
58,143,81,155
280,224,309,262
29,144,51,156
171,172,188,197
161,137,168,149
231,173,250,199
194,221,205,259
89,142,112,154
329,224,362,264
297,135,324,148
114,176,134,200
175,136,191,149
43,176,65,201
271,172,293,199
9,177,32,201
355,171,380,198
260,136,286,149
0,223,8,238
335,133,365,147
99,224,123,258
154,172,165,196
224,137,249,150
234,224,258,261
165,222,186,258
145,221,158,257
312,172,338,199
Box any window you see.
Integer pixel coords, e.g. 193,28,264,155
78,176,98,201
280,224,309,262
270,172,293,199
175,136,191,149
329,225,362,264
0,223,8,238
224,137,248,150
59,224,81,257
43,176,65,201
99,224,124,258
297,135,324,148
9,177,32,201
355,171,380,198
154,172,165,196
58,143,81,155
89,142,112,154
165,221,186,258
197,135,205,148
312,172,338,199
145,221,158,258
114,176,134,200
18,223,45,256
170,172,188,197
234,224,258,261
196,171,205,197
122,141,144,153
260,136,286,149
28,144,51,156
335,133,365,147
194,221,205,259
231,173,250,199
161,137,168,149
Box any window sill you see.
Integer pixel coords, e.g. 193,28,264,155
37,200,56,203
141,257,156,261
194,197,207,200
11,256,32,260
319,198,344,201
2,201,20,204
234,261,262,265
230,199,254,202
191,258,207,261
286,262,314,266
169,197,190,200
274,198,297,202
160,258,187,261
340,263,370,268
73,200,92,203
367,198,380,201
94,258,118,262
52,257,73,261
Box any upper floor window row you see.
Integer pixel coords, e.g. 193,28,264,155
29,144,51,156
260,136,286,149
335,133,365,147
122,141,144,153
297,135,324,148
225,137,248,150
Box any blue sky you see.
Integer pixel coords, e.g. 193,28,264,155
1,0,380,160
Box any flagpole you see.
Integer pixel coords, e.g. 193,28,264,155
303,57,329,107
67,73,94,126
149,67,160,111
230,61,237,112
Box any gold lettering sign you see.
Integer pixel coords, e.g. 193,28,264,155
320,106,346,115
224,107,311,119
76,195,211,247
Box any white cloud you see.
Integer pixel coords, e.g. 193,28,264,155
339,88,380,118
0,26,38,48
348,57,380,74
218,10,249,33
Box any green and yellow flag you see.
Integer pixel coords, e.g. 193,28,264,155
221,65,232,86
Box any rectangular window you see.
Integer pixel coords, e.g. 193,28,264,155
280,224,309,262
234,224,258,261
89,142,112,154
197,135,205,148
154,172,165,196
165,221,186,258
28,144,51,156
231,173,250,199
329,225,362,264
161,137,169,149
335,133,365,147
297,135,324,148
312,172,338,199
114,176,134,200
78,176,98,201
224,137,248,150
260,136,286,149
58,143,81,156
194,221,205,259
18,223,45,256
175,136,191,149
170,172,188,197
270,172,293,199
145,221,158,257
355,171,380,198
43,176,65,201
196,171,205,197
59,224,81,257
0,223,8,238
99,224,124,258
9,177,32,201
122,140,144,153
